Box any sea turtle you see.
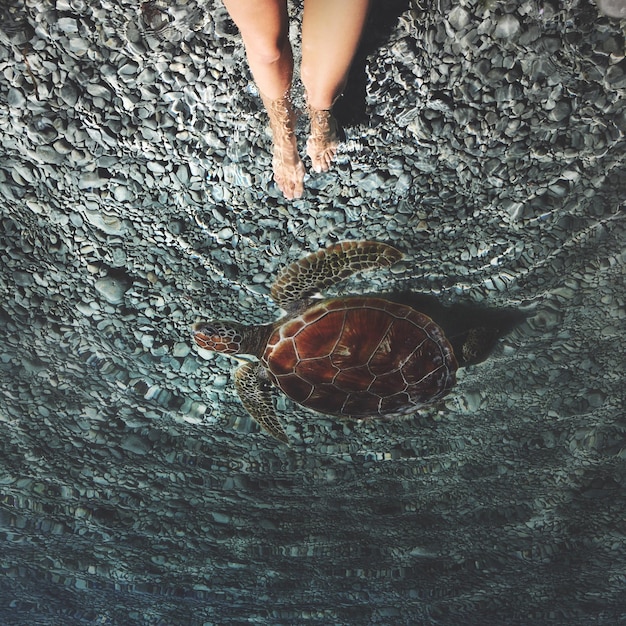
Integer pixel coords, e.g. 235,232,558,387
193,241,470,443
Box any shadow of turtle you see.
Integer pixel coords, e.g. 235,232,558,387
373,292,527,367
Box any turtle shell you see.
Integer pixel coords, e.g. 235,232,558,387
262,297,458,417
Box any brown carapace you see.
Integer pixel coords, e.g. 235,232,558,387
263,296,456,418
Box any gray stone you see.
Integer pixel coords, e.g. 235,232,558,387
86,83,112,100
57,17,79,34
549,100,571,122
605,63,626,89
13,270,34,287
53,138,73,154
494,15,520,39
120,434,151,455
7,88,25,108
34,146,66,165
94,276,130,304
448,6,470,31
68,37,90,55
596,0,626,18
112,185,135,202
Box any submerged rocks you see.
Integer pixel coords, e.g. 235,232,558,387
0,1,625,623
494,15,521,39
7,88,26,108
94,275,131,304
596,0,626,18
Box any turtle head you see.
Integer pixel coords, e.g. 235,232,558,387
192,321,246,355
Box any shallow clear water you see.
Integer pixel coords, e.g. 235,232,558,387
0,0,625,624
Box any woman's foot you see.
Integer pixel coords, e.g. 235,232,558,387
306,104,340,173
262,93,304,200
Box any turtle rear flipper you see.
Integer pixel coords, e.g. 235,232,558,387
271,240,402,307
458,327,499,366
234,362,289,443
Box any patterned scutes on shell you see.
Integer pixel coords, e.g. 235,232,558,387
262,297,458,418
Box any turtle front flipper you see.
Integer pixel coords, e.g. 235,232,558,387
271,240,403,307
233,362,289,444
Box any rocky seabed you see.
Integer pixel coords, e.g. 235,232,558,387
0,0,625,624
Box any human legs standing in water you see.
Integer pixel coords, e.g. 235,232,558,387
221,0,370,197
222,0,304,199
301,0,370,173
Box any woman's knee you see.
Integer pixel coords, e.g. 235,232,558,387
301,62,342,108
299,60,319,96
244,31,290,66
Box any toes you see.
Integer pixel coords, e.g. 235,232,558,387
273,163,304,200
320,148,335,172
291,168,305,199
291,168,305,198
308,146,336,174
306,134,339,173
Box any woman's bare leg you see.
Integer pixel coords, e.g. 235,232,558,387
222,0,304,199
301,0,370,173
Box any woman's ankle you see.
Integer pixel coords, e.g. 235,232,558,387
260,90,304,199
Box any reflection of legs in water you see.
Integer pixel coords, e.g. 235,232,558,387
301,0,370,173
222,0,304,199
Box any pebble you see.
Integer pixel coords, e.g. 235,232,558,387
34,146,66,165
53,138,73,154
120,434,151,455
173,342,191,358
7,88,25,108
68,37,90,56
494,15,521,39
86,83,112,100
94,276,130,304
605,63,626,89
81,209,125,234
112,185,135,202
548,100,571,122
13,270,34,287
57,17,79,34
597,0,626,18
448,6,470,31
